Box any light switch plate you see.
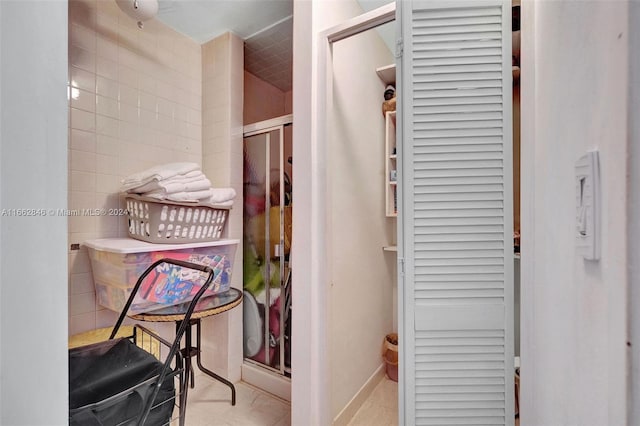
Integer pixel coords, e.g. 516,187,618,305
575,150,600,260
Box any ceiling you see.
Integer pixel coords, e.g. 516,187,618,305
154,0,394,93
155,0,292,43
155,0,293,91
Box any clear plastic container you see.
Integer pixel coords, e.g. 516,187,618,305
84,238,238,314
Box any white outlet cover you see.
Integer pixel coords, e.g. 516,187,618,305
575,150,600,261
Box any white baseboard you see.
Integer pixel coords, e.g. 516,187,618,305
241,361,291,401
332,364,385,426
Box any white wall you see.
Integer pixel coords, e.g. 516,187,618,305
0,1,68,424
292,0,325,423
329,24,394,421
628,2,640,424
68,0,202,335
201,32,244,382
292,0,395,423
520,1,629,424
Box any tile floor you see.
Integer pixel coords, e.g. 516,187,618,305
182,374,399,426
181,374,522,426
347,378,399,426
182,373,290,426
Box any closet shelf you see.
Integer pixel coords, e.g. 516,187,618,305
376,64,396,86
383,246,397,252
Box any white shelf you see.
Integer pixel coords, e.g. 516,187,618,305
384,110,397,217
376,63,396,86
383,246,397,252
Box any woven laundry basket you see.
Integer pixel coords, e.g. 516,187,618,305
382,333,398,382
125,195,230,244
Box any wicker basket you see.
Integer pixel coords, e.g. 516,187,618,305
125,195,230,243
382,333,398,382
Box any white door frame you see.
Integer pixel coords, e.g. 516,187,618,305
291,3,396,424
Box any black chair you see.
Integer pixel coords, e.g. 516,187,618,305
69,258,215,426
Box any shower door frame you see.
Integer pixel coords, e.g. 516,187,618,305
242,113,293,381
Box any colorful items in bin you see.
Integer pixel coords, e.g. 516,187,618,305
135,251,232,309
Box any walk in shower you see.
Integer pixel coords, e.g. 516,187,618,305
242,115,293,396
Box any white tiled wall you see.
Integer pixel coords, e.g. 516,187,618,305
68,0,202,335
200,32,244,382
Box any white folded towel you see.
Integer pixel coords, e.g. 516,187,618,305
145,188,215,202
133,175,211,195
208,188,236,204
121,162,200,191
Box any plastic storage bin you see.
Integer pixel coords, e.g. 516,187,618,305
84,238,238,314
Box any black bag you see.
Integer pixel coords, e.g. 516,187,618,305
69,338,175,426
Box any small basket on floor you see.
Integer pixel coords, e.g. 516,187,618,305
382,333,398,382
125,194,230,244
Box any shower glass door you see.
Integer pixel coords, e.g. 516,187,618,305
243,118,292,377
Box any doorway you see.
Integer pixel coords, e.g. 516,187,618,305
242,115,294,401
297,0,517,424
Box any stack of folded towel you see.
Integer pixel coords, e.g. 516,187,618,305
121,162,236,206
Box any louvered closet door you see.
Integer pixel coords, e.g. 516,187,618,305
397,1,513,425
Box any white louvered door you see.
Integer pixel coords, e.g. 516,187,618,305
397,1,513,425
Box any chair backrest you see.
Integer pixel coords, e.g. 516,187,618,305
110,258,215,425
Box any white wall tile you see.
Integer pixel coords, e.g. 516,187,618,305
139,108,158,129
69,250,92,275
118,64,138,88
96,134,119,156
69,191,96,213
187,107,201,126
96,34,119,61
71,107,95,132
138,32,157,57
95,192,121,210
69,311,96,336
96,114,119,137
71,88,96,113
118,102,139,124
69,149,96,173
70,66,96,92
95,308,120,330
96,214,120,235
96,153,118,174
70,129,96,153
70,272,94,295
139,91,157,112
118,46,139,70
69,0,203,334
156,113,174,134
70,44,96,72
69,0,97,26
69,231,99,249
118,83,138,106
157,96,175,118
96,94,119,119
69,292,96,316
117,23,139,48
69,212,96,234
70,23,96,52
70,171,96,192
96,75,118,99
96,173,121,193
118,120,139,142
96,56,118,80
96,0,120,17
